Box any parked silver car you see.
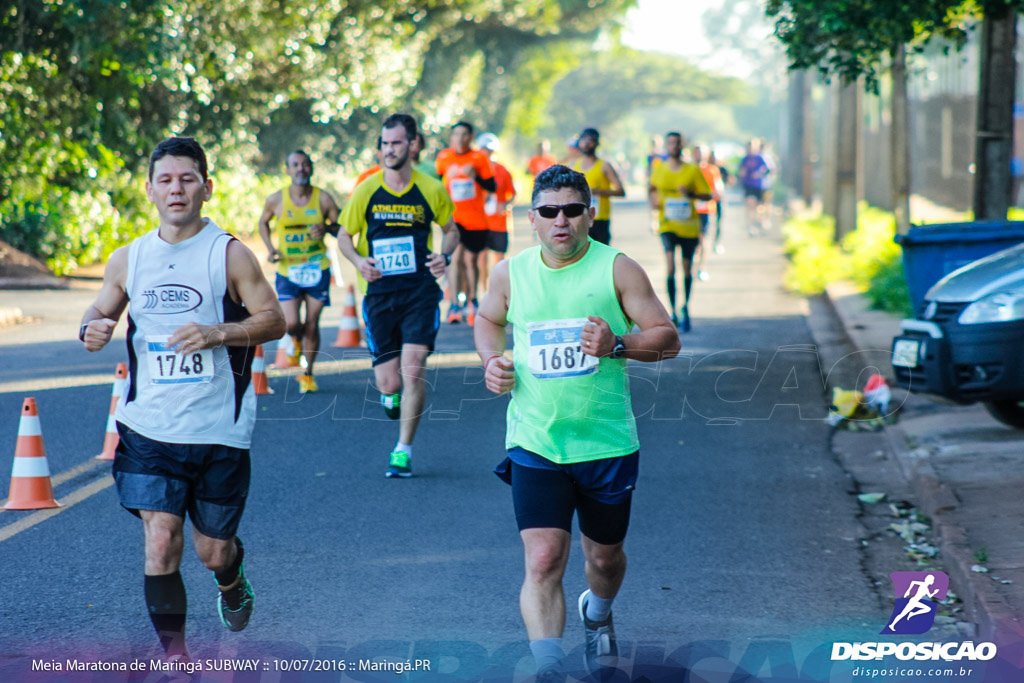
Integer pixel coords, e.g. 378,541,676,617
891,243,1024,428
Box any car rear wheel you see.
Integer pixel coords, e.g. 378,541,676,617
983,400,1024,429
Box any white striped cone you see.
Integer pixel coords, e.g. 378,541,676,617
5,397,59,509
333,285,362,347
96,363,127,460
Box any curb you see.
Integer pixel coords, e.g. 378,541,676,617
820,282,1017,642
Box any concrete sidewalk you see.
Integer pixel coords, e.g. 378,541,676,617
824,280,1024,650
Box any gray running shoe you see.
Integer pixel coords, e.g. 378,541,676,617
578,589,617,675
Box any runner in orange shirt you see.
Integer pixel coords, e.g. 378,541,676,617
526,139,557,180
477,132,517,285
435,121,495,324
693,144,724,282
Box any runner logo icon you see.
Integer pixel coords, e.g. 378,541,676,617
881,571,949,635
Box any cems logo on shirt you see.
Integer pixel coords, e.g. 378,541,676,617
141,285,202,314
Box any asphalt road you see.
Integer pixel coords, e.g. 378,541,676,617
0,200,897,681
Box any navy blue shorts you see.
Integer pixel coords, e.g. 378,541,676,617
660,233,700,261
275,268,331,304
495,448,638,545
363,279,443,366
112,423,251,540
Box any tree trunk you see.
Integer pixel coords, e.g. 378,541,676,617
835,79,860,241
973,8,1017,221
891,45,912,235
823,80,838,219
786,69,807,197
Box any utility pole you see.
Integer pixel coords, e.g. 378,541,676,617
973,7,1017,221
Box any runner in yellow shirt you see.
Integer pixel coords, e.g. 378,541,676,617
648,132,712,332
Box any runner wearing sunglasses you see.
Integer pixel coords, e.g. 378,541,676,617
648,132,712,332
474,165,680,681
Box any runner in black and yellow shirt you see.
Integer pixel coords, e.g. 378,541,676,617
335,113,459,479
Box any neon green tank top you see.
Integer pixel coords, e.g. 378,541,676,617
275,187,328,277
571,157,611,220
505,240,639,464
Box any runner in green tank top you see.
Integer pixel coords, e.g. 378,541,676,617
473,165,680,681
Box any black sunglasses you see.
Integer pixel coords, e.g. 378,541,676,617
534,203,588,219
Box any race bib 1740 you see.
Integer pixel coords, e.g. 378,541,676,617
372,235,416,276
526,319,599,379
145,336,214,384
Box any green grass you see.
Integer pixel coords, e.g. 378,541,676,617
782,203,913,316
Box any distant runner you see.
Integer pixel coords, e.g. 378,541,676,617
478,132,517,283
570,128,625,245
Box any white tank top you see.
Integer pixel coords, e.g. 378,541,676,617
117,220,256,448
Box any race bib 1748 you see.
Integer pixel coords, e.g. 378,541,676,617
145,336,214,384
526,319,599,379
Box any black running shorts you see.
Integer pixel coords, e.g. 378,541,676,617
495,448,638,545
113,423,250,540
660,232,700,261
457,224,489,254
362,279,443,366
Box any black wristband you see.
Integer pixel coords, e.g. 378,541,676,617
442,252,452,266
325,222,341,236
79,323,89,342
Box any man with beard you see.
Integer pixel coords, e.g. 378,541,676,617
258,150,341,392
436,121,495,325
335,114,459,478
569,128,625,245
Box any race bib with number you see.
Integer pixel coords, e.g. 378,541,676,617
287,263,323,287
450,178,476,202
526,319,599,380
145,336,214,385
664,197,691,222
695,199,710,212
485,194,498,215
373,235,416,276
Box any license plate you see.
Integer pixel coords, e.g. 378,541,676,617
892,339,921,368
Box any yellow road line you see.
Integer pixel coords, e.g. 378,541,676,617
0,476,114,543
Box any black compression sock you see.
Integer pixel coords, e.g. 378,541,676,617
666,276,677,313
214,537,244,587
684,275,693,305
145,572,187,657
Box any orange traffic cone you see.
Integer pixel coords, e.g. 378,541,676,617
273,334,301,368
252,345,273,395
5,398,59,510
333,285,362,347
96,363,127,460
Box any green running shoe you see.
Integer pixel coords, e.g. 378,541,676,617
216,564,254,632
381,393,401,420
385,450,412,478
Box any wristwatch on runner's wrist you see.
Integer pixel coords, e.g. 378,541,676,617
611,335,626,359
79,323,89,342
